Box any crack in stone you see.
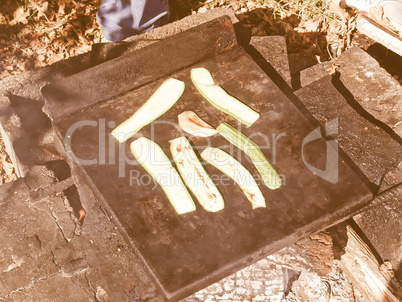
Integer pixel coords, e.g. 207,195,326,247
1,274,56,299
68,275,91,296
62,196,82,238
85,271,101,302
1,252,91,300
47,205,70,243
51,251,92,297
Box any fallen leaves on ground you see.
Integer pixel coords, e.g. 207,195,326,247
188,0,359,61
0,0,102,80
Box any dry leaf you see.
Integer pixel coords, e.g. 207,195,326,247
21,58,34,71
368,6,395,30
9,6,29,26
47,53,63,65
58,0,74,14
326,0,348,31
37,1,48,18
303,20,320,32
327,63,337,74
1,154,15,178
35,54,46,67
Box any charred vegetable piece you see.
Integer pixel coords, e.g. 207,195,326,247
170,136,224,212
201,147,266,209
130,137,196,215
112,78,185,142
217,122,281,189
178,111,218,137
191,67,260,127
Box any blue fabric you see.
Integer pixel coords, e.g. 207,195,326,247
97,0,169,42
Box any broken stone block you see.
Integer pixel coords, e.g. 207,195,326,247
295,75,402,187
0,162,162,301
335,46,402,138
249,36,292,87
353,168,402,281
300,61,333,87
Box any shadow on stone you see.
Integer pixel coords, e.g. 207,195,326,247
331,72,402,147
45,160,85,223
6,94,52,167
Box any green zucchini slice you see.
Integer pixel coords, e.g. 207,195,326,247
191,68,260,127
217,122,281,189
113,78,185,143
178,111,218,137
201,147,266,209
170,136,224,212
130,137,196,215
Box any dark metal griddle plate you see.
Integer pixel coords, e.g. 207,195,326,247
43,17,373,301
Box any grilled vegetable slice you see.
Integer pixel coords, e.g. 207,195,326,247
112,78,185,143
191,67,260,127
201,147,266,209
217,122,281,189
178,111,218,137
170,136,224,212
130,137,196,215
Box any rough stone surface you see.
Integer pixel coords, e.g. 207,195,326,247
1,7,401,302
353,163,402,281
0,165,160,301
295,75,402,188
299,61,333,87
249,36,292,86
295,75,402,285
335,46,402,137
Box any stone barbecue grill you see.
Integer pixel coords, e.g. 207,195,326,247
0,10,401,302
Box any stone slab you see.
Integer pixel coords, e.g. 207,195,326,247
353,161,402,281
300,61,333,88
295,75,402,188
357,15,402,57
249,36,292,87
295,75,402,283
335,46,402,138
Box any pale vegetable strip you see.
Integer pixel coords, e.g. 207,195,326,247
201,147,266,209
170,136,224,212
178,111,218,137
217,122,281,189
191,67,260,127
112,78,185,143
130,137,196,215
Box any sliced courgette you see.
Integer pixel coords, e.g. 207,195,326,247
130,137,196,215
201,147,266,209
191,67,260,127
217,122,281,189
113,78,185,143
178,111,218,137
170,136,224,212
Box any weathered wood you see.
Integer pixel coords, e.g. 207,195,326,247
331,222,402,302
